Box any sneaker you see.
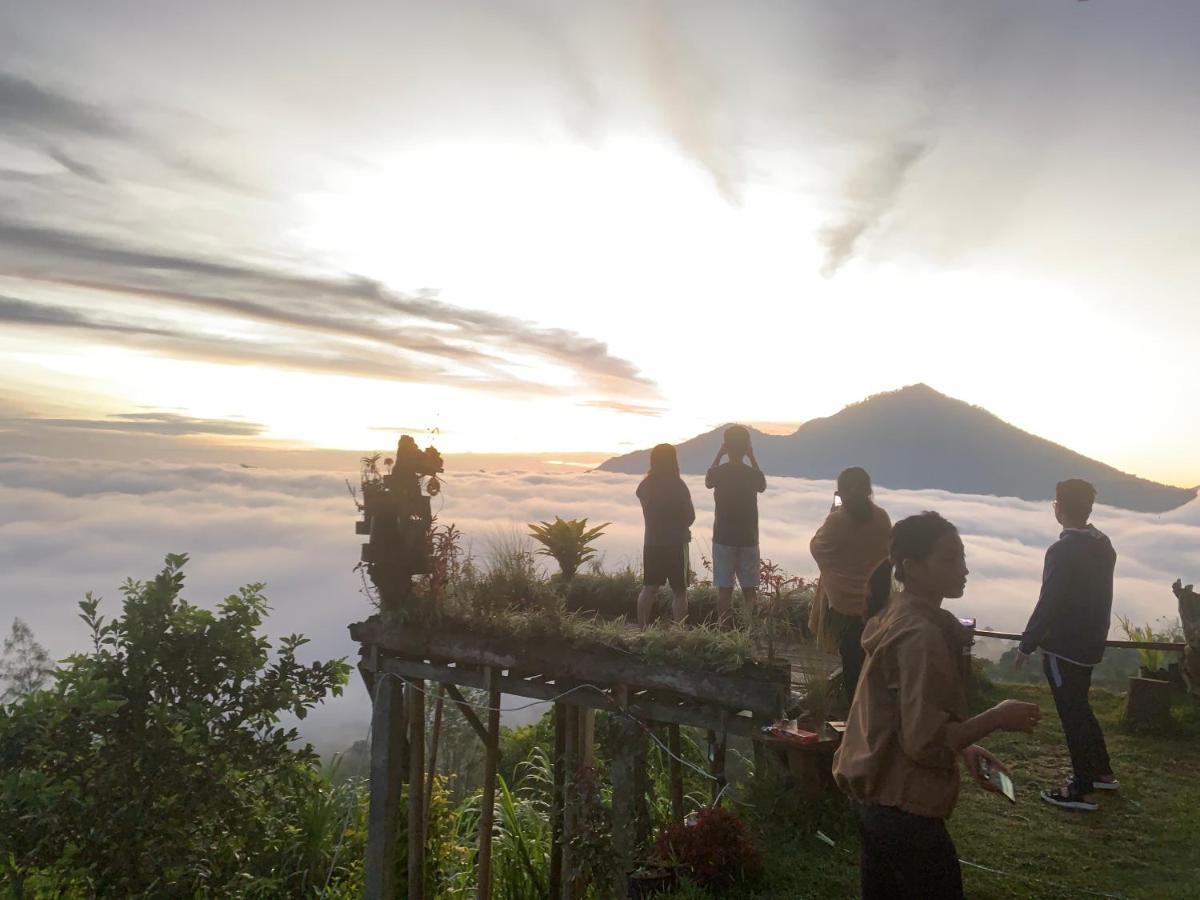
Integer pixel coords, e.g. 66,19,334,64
1092,777,1120,792
1040,785,1098,812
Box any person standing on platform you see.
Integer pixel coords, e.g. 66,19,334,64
636,443,696,628
705,425,766,624
809,467,892,703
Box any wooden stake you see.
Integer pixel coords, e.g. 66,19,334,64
707,726,727,806
407,679,426,900
550,702,566,899
364,673,405,900
562,696,580,900
610,686,647,899
424,683,446,844
476,666,502,900
668,723,684,824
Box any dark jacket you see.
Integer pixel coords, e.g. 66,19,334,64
637,476,696,546
1019,526,1116,666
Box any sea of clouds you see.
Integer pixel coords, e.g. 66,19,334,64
2,455,1197,753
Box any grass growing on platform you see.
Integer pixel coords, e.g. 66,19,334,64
662,683,1200,899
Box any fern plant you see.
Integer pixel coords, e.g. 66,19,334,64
526,517,610,581
1117,615,1167,674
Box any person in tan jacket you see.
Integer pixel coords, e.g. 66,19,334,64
809,467,891,703
832,511,1041,900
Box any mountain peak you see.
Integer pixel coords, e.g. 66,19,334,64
598,386,1196,513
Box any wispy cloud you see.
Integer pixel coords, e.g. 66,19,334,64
0,220,656,398
26,412,266,438
577,399,667,417
0,71,127,140
640,2,743,206
818,139,929,277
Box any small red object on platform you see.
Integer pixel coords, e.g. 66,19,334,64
762,720,821,744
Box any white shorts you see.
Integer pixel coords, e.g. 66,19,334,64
713,542,760,590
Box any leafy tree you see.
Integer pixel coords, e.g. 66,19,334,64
0,618,55,703
0,554,352,897
527,517,610,581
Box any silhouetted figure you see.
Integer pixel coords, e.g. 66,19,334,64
809,467,892,703
636,443,695,628
834,512,1041,900
705,425,766,623
1016,478,1118,810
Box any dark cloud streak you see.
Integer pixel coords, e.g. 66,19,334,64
0,219,655,394
25,412,266,438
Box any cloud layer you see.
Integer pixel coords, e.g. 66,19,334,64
2,455,1196,750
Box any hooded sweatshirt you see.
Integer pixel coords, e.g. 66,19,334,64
1018,525,1116,667
832,593,972,819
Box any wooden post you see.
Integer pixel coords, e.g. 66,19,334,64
562,697,580,900
580,707,596,767
407,679,426,900
365,673,405,900
707,727,727,805
550,702,566,899
1125,675,1172,728
424,683,446,843
667,724,684,824
476,666,502,900
610,686,649,899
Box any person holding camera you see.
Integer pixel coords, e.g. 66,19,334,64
834,512,1041,900
704,425,766,624
809,466,892,703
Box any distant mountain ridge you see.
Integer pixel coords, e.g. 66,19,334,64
598,384,1196,514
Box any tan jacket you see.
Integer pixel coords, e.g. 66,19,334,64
832,592,971,819
808,505,891,651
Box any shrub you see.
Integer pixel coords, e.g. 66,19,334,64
654,806,764,889
528,517,610,581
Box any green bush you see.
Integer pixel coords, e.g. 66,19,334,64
0,554,354,897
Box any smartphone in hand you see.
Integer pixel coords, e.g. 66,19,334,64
978,757,1016,803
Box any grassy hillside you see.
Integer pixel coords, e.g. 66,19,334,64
665,683,1200,899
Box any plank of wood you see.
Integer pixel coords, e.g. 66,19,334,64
972,630,1186,652
550,703,566,900
476,667,501,900
350,621,788,716
668,724,684,824
364,673,405,900
407,679,425,900
375,655,764,737
444,683,490,746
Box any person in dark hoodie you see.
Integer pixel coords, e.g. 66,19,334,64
1015,478,1118,811
834,512,1041,899
636,443,696,628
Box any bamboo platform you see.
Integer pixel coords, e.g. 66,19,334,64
350,617,791,900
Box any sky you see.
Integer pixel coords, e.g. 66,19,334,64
2,454,1196,750
1,1,1199,487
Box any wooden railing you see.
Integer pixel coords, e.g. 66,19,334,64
973,630,1186,653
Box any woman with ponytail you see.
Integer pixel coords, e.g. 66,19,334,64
636,444,695,628
833,512,1042,899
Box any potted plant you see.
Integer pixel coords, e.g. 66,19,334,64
527,517,610,582
1118,615,1173,728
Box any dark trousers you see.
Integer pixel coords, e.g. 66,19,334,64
831,609,866,705
1043,654,1112,789
857,803,963,900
